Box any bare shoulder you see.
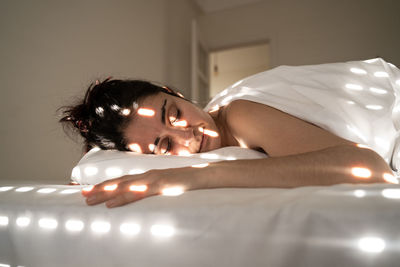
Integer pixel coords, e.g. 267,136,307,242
223,100,266,134
224,100,354,157
224,99,266,117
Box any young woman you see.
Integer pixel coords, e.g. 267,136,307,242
60,76,395,208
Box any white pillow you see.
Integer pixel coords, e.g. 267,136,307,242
71,147,267,185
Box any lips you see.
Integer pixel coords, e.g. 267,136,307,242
199,130,205,153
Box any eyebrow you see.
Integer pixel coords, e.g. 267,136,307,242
151,99,167,154
151,137,160,155
161,99,167,125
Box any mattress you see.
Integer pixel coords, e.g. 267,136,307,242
1,181,399,267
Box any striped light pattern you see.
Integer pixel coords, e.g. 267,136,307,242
351,167,372,179
353,190,366,198
82,185,94,192
381,188,400,199
60,189,81,194
161,186,184,196
129,185,148,192
91,221,111,233
137,108,155,117
37,188,57,194
150,224,175,237
0,216,9,226
38,218,58,230
350,68,367,74
358,237,385,253
382,173,399,184
374,71,389,78
192,163,209,168
120,223,141,236
128,143,142,153
104,184,118,191
345,84,363,91
0,186,14,192
16,217,31,227
65,219,85,232
15,187,34,192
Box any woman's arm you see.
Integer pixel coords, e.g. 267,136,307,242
203,144,392,189
83,145,392,208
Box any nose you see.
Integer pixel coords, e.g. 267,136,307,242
165,126,196,146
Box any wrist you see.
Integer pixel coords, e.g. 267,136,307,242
200,161,229,189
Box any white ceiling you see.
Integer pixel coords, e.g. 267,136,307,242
194,0,263,13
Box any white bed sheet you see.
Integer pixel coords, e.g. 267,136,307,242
1,181,399,267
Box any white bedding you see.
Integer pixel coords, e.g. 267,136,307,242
206,58,400,169
3,59,400,266
1,181,399,267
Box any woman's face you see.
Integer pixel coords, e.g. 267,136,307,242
123,92,222,155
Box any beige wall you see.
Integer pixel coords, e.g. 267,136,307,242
165,0,201,98
198,0,400,67
1,0,399,184
0,0,198,183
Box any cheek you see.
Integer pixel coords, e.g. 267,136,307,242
174,146,192,156
124,131,156,153
212,136,222,150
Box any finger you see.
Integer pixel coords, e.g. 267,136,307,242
105,191,146,208
86,177,151,206
84,180,125,205
86,189,119,205
81,185,95,196
86,173,147,195
81,177,127,196
105,181,160,208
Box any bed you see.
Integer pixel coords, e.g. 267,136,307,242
1,181,399,267
2,58,400,266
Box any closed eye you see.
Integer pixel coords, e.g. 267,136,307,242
159,137,171,154
169,108,181,125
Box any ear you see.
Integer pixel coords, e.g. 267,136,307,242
176,91,185,99
162,86,175,94
162,86,185,99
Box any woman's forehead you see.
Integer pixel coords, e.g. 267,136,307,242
124,93,168,152
139,92,165,106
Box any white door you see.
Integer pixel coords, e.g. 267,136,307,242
209,43,271,98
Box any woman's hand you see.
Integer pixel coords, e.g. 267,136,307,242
81,167,208,208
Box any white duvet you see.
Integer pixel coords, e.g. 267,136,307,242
0,181,399,267
206,58,400,169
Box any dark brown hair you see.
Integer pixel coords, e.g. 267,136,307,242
59,78,182,152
